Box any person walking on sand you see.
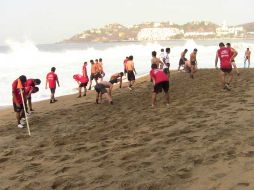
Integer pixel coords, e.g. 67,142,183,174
226,43,239,76
215,42,236,91
94,81,114,105
73,74,89,97
46,67,60,103
25,78,41,112
123,56,128,76
151,51,164,69
160,48,165,69
109,72,124,88
12,75,27,128
126,55,137,90
163,48,170,76
244,48,251,68
98,58,105,80
189,48,198,78
150,64,170,107
88,60,100,90
178,49,188,71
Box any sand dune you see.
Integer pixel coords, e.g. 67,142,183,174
1,69,254,190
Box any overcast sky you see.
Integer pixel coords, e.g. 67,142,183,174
1,0,253,44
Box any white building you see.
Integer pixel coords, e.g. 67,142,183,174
216,23,243,36
184,32,215,37
137,28,184,41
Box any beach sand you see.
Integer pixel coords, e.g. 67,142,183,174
1,69,254,190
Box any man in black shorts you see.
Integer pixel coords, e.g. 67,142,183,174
94,81,113,105
150,64,170,107
178,49,188,71
109,72,124,88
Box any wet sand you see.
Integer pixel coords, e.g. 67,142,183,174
1,69,254,190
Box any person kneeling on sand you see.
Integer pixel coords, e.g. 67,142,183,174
73,74,89,97
25,78,41,112
150,64,170,107
94,81,113,105
109,72,124,88
215,42,237,91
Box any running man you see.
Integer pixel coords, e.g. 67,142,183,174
244,48,251,68
125,55,137,90
73,74,89,97
178,49,188,71
94,81,113,105
226,43,239,76
163,48,170,76
109,72,124,88
150,64,170,107
25,78,41,112
12,75,27,128
88,60,100,90
151,51,164,69
46,67,60,103
98,58,105,79
189,48,198,78
215,42,236,91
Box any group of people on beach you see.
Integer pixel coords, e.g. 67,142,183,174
12,44,251,129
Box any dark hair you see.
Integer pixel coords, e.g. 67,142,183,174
90,60,94,64
19,75,27,83
184,49,188,52
226,43,231,46
34,79,41,85
219,42,225,47
51,67,56,72
152,51,157,57
99,58,102,62
151,64,158,69
84,61,87,64
194,48,198,52
161,48,164,52
73,74,77,79
95,59,98,62
120,72,124,76
128,55,133,60
166,48,170,53
32,87,39,93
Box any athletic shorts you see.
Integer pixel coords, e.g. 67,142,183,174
191,61,196,65
124,69,127,74
50,88,56,94
154,81,169,94
163,68,169,74
179,58,186,66
109,78,118,84
79,82,88,87
90,73,101,81
221,68,232,73
94,84,107,94
127,71,135,81
13,102,23,113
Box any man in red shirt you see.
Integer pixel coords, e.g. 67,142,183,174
215,42,236,90
12,75,27,128
150,64,170,107
25,78,41,112
46,67,60,103
73,74,89,97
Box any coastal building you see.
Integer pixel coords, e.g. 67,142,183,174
137,28,184,41
184,32,215,38
216,22,243,36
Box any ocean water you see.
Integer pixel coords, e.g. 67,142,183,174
0,39,253,107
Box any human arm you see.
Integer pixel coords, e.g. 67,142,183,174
215,52,219,69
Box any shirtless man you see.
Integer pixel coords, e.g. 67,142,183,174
125,55,137,90
244,48,251,68
88,60,100,90
94,81,113,105
109,72,124,88
178,49,188,71
98,58,105,80
226,43,239,76
189,48,198,78
215,42,237,90
151,51,164,69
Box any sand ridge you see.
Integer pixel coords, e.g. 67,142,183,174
0,69,254,190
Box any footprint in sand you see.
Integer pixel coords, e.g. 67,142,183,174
230,182,250,190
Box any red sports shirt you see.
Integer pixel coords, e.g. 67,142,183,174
74,74,88,83
46,72,58,89
12,79,24,104
150,69,169,84
217,47,232,69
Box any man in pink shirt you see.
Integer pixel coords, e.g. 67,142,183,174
73,74,89,97
150,64,170,107
46,67,60,103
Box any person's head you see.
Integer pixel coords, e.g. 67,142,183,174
34,79,41,85
151,63,158,69
193,48,198,53
119,72,124,76
247,48,249,50
184,49,188,53
161,48,164,52
19,75,27,84
226,43,231,47
95,59,98,62
166,48,170,53
128,55,133,60
73,74,77,79
32,87,39,93
99,58,102,62
84,61,87,65
90,60,94,64
51,67,56,72
126,56,128,59
152,51,157,57
219,42,225,48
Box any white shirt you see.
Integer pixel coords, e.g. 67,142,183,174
163,53,170,69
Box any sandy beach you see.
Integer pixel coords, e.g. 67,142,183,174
1,69,254,190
